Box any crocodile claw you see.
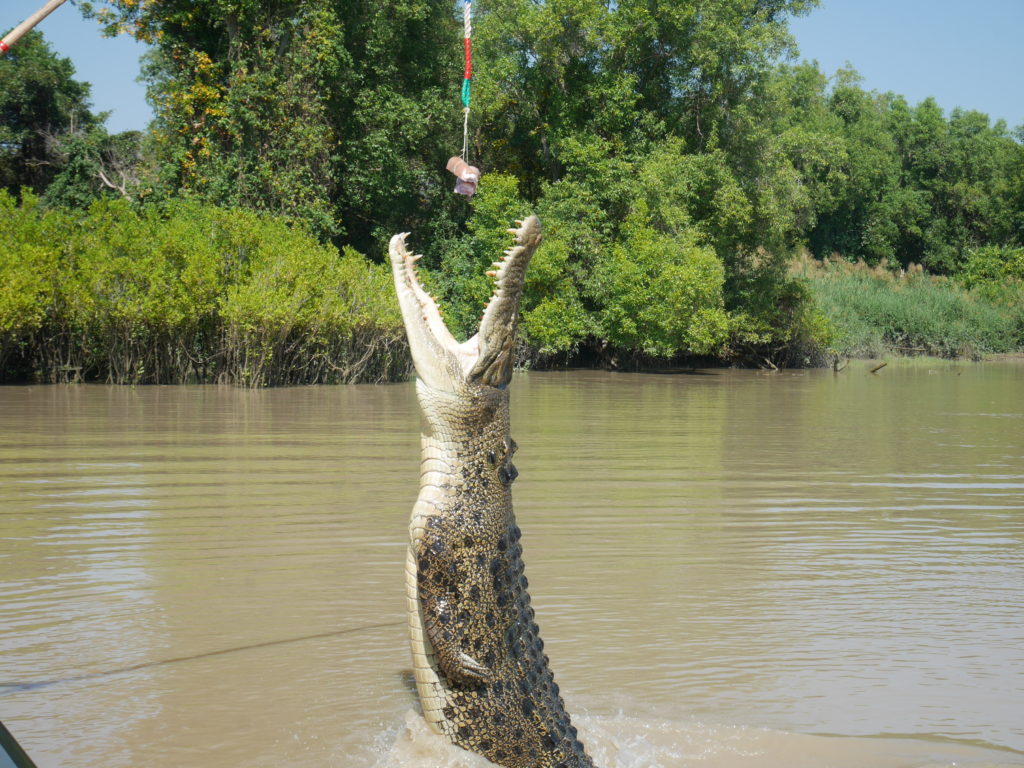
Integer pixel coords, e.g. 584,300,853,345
452,652,494,684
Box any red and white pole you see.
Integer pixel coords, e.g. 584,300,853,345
1,0,69,55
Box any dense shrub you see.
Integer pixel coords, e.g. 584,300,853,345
0,192,406,385
959,245,1024,290
418,160,842,369
592,210,729,358
422,171,734,366
797,255,1022,359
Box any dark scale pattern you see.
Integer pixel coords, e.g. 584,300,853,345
418,512,593,768
412,387,595,768
393,217,596,768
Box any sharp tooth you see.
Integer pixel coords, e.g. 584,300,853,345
514,219,524,226
411,254,423,262
486,270,497,277
506,228,518,235
492,261,502,268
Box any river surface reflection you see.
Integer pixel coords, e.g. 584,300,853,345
1,362,1022,767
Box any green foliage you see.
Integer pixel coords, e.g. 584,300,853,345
789,72,1024,273
592,208,729,357
0,193,406,384
425,161,737,364
955,246,1024,342
220,239,405,386
0,193,50,372
959,245,1024,288
519,236,589,356
41,127,131,208
428,173,531,340
723,253,835,367
635,140,753,256
799,257,1022,359
472,0,817,188
9,2,1024,374
88,0,458,246
0,29,148,207
0,31,102,197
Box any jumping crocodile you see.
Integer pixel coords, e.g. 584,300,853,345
390,216,597,768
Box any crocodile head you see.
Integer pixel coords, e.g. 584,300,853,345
389,216,541,394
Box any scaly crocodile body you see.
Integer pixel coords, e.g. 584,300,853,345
390,217,596,768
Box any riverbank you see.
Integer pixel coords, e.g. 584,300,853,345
1,196,409,386
4,194,1021,386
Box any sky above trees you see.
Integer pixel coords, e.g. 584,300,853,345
3,0,149,133
4,0,1023,134
790,0,1024,130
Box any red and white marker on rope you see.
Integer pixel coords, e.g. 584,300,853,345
1,0,69,55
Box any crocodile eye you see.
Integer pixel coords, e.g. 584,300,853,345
487,450,497,465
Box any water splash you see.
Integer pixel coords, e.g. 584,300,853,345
373,709,1024,768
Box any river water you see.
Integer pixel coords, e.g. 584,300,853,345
1,362,1022,768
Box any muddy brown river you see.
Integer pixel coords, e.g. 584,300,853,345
1,362,1022,767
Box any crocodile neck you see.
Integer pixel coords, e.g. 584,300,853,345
416,380,514,513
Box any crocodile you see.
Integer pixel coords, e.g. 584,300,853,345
390,216,597,768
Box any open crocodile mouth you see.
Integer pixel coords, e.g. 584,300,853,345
389,216,542,392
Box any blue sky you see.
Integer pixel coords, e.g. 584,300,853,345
4,0,1024,134
790,0,1024,131
4,0,150,133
